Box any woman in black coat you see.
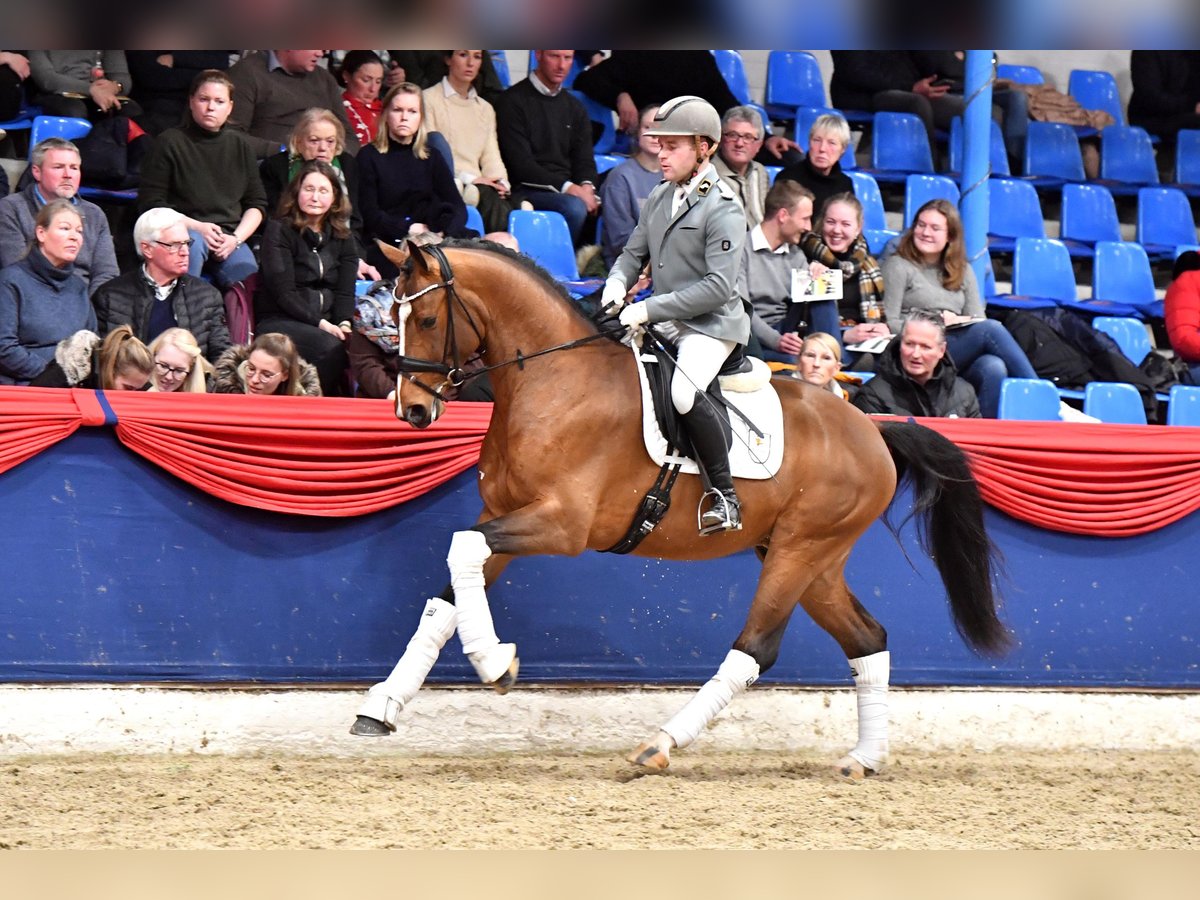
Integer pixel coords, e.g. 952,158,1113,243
256,159,358,397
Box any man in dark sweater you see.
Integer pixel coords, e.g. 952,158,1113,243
494,50,599,246
226,51,359,159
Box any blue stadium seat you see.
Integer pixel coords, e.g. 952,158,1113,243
1136,187,1197,260
987,177,1045,253
1174,129,1200,197
792,106,856,169
489,51,511,88
1082,241,1156,318
947,115,1009,177
764,51,825,123
465,204,484,235
1093,316,1152,366
570,89,626,155
1176,243,1200,258
996,64,1045,85
1022,120,1086,188
1167,384,1200,425
1059,183,1120,258
998,377,1061,420
999,237,1076,310
868,111,934,182
864,229,900,256
846,170,888,232
29,115,137,202
594,153,623,174
1068,69,1125,127
713,50,752,105
507,209,578,281
903,174,960,228
1083,381,1146,424
1097,125,1160,196
765,165,782,184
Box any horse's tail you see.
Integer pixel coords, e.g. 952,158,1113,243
877,420,1011,656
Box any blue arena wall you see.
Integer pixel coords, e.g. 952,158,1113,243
1,427,1196,688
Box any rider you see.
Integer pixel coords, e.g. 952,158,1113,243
602,95,751,534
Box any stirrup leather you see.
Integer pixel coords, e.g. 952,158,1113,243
698,488,742,535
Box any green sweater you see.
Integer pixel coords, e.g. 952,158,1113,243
137,121,266,231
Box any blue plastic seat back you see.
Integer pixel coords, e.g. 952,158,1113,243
904,174,960,228
846,170,888,232
507,209,579,281
765,51,825,112
594,153,623,175
1100,126,1159,184
1068,69,1125,126
713,50,752,105
1176,130,1200,186
1024,121,1086,182
997,64,1045,85
464,204,485,235
489,51,511,88
570,89,623,155
998,377,1061,420
1092,316,1152,365
1167,384,1200,425
948,116,1009,175
1092,241,1156,305
871,112,934,174
1137,186,1197,249
987,177,1046,239
1013,237,1078,302
792,106,856,170
1060,183,1121,245
1083,381,1146,424
29,115,91,157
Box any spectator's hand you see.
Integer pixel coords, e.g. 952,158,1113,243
319,318,347,341
356,259,381,281
778,331,804,355
616,92,639,133
913,75,950,99
0,52,30,80
762,135,799,160
808,262,830,278
566,182,601,214
408,222,429,236
843,322,891,344
156,54,174,68
474,177,508,197
89,79,122,112
385,61,406,88
210,231,239,261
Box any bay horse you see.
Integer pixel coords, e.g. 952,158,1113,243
351,238,1009,778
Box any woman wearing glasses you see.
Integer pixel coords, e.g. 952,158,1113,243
211,331,321,396
92,207,232,363
137,69,266,290
147,327,212,393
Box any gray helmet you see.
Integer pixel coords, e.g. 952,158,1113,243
644,95,722,144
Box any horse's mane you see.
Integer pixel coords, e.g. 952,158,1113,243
440,238,599,333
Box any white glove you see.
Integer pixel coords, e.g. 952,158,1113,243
601,277,627,313
618,301,650,329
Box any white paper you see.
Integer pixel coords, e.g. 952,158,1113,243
791,267,843,302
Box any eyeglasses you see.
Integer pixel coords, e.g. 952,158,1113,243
153,239,195,253
722,131,761,145
154,360,190,378
245,363,283,382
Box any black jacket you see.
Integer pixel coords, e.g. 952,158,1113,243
830,51,924,111
1128,51,1200,126
256,218,358,327
259,151,365,253
852,336,980,418
92,270,231,361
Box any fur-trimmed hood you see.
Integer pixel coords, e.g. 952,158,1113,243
210,343,322,397
28,330,103,388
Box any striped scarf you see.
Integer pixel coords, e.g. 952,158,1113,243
799,232,885,316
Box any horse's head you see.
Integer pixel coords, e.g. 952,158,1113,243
381,240,485,428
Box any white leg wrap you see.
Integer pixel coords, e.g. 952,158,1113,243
447,530,516,684
661,649,760,751
847,650,890,772
357,597,457,726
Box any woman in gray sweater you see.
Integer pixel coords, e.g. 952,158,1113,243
881,198,1038,417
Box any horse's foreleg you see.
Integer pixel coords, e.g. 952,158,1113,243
447,530,519,690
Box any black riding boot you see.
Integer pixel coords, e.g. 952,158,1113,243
681,395,741,535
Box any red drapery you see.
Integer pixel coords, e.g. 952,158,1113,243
2,387,1199,534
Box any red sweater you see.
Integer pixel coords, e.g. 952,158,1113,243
1165,270,1200,363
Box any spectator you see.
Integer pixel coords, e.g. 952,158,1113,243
339,50,385,148
495,50,599,246
853,309,981,418
0,199,95,384
1164,250,1200,384
712,105,771,229
127,51,233,136
796,332,851,400
1128,51,1200,144
257,159,358,397
799,193,890,349
423,50,514,234
882,198,1038,417
358,82,476,275
777,113,856,216
347,281,401,400
91,207,232,361
226,51,359,160
598,103,661,268
31,324,152,390
0,51,30,122
137,69,266,291
211,331,321,396
147,327,212,393
739,180,837,363
26,51,142,122
389,50,506,105
0,137,119,294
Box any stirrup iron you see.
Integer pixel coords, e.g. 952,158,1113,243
698,488,741,535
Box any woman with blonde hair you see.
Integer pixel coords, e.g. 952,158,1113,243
32,324,153,390
148,327,212,393
795,332,855,400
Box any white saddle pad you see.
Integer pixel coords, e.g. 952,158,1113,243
631,345,784,480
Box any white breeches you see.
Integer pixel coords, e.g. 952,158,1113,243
656,321,737,414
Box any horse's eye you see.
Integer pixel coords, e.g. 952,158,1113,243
420,316,437,329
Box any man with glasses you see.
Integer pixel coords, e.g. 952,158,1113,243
0,137,119,294
712,106,771,229
92,207,231,361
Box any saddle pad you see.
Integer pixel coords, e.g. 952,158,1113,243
631,345,784,480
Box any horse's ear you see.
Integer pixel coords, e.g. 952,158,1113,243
378,239,428,272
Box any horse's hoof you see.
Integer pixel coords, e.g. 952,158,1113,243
469,643,519,692
626,740,671,771
834,754,878,782
490,656,520,695
349,715,392,736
